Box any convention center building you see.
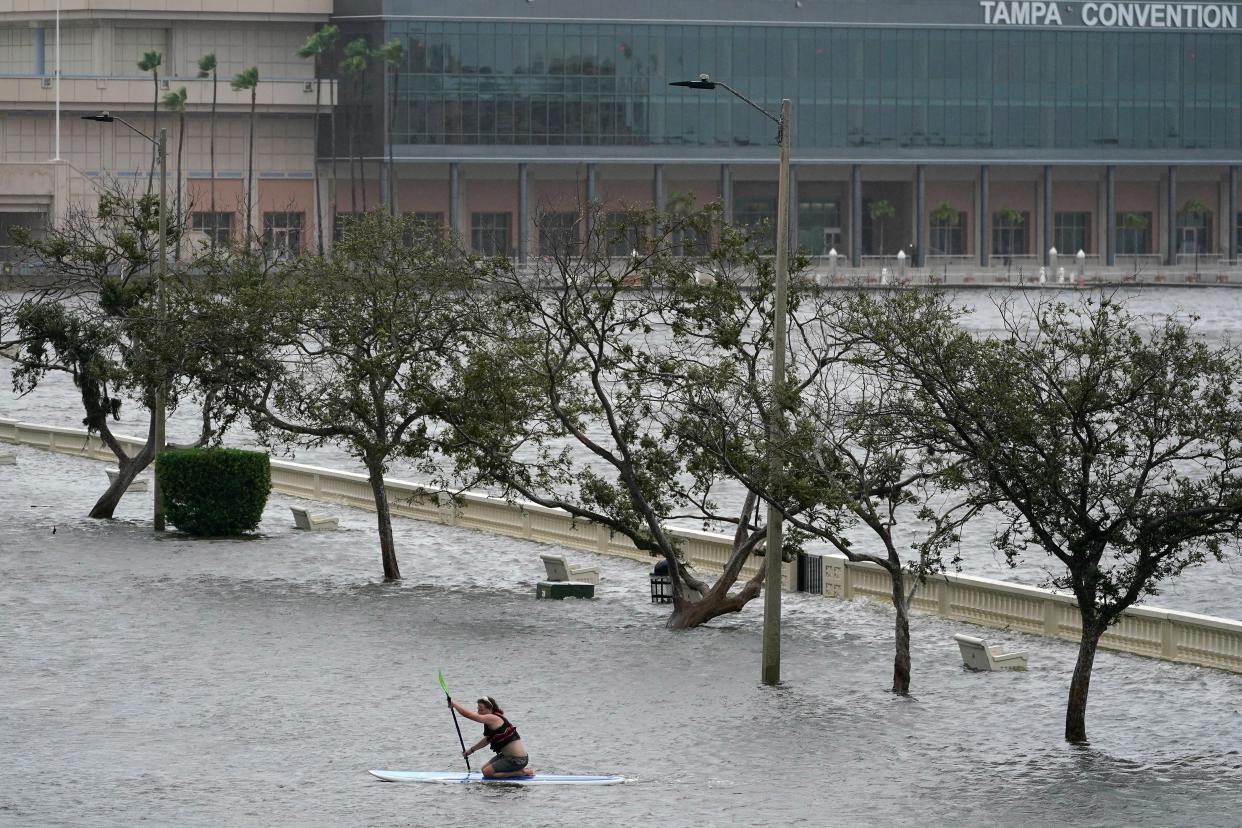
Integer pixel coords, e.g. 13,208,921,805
3,0,1241,270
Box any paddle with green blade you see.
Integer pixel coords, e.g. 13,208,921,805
439,670,471,772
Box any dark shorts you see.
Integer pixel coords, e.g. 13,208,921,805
487,753,529,774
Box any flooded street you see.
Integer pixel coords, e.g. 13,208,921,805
2,445,1241,826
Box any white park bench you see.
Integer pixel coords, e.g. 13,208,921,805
290,506,339,531
539,553,601,586
105,467,148,491
953,633,1028,672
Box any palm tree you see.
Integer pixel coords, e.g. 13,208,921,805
161,86,188,260
339,37,370,215
298,24,339,255
137,50,162,193
231,67,260,250
868,198,896,255
196,53,219,245
372,38,405,217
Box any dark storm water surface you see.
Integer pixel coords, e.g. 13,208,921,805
2,445,1242,827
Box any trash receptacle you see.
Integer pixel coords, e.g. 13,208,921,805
650,558,672,604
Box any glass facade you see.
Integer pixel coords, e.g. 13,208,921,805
374,21,1242,151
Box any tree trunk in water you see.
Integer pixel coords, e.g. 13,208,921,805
665,577,762,629
1065,624,1104,743
890,569,912,695
87,459,149,519
366,462,401,581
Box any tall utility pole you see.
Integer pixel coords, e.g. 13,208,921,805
669,75,793,686
154,127,167,532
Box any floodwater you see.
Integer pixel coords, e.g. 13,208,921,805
4,285,1242,618
2,444,1242,827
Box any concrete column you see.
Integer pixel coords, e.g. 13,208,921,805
1042,164,1053,266
449,162,461,239
517,162,529,264
1166,165,1178,266
980,164,990,267
915,164,926,267
720,164,733,224
850,164,862,267
1229,166,1238,263
1105,165,1116,266
585,163,598,242
788,164,799,253
653,163,665,242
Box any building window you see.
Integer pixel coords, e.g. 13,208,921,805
471,212,511,256
538,212,579,256
1115,212,1152,256
929,210,967,256
992,210,1029,257
191,211,233,246
1236,213,1242,258
797,200,841,256
263,212,303,258
671,222,710,257
1054,212,1091,256
1176,208,1211,255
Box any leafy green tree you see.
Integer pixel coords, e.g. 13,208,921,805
0,187,206,519
161,86,189,259
854,292,1242,741
230,67,260,249
137,50,163,193
297,25,340,254
672,287,986,693
234,211,482,580
440,204,780,629
196,53,220,245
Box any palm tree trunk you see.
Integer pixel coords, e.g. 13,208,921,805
174,111,184,261
359,71,369,214
388,65,398,216
209,71,217,248
148,72,159,194
313,65,325,255
246,87,256,249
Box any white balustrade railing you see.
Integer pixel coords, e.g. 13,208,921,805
2,416,1239,674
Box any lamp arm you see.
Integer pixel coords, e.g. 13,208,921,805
714,80,780,125
112,115,161,149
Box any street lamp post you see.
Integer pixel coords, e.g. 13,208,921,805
82,112,168,533
671,75,792,686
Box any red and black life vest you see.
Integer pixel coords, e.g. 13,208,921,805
484,716,521,753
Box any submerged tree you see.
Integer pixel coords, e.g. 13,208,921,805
0,186,209,518
854,292,1242,741
439,204,785,629
230,211,482,580
670,287,986,694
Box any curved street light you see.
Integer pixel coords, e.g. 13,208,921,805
670,74,792,686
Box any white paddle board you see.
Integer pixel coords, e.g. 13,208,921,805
369,770,625,786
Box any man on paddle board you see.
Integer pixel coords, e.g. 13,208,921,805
449,696,535,779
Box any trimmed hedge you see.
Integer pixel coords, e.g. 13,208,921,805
156,448,272,536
